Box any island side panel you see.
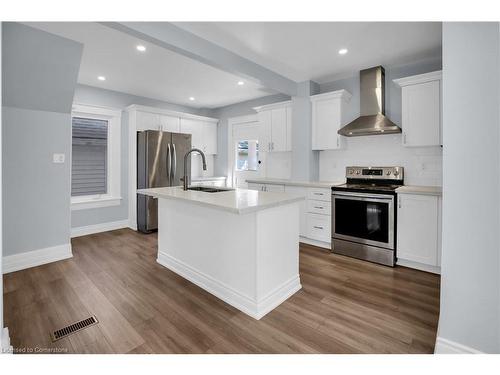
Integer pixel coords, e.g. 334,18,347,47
255,202,302,318
156,198,259,315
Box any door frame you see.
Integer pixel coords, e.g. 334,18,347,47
227,114,261,188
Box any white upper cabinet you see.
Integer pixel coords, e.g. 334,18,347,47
136,111,161,131
180,118,203,149
180,118,218,155
394,71,442,147
254,101,292,153
310,90,352,150
159,114,180,133
202,121,217,155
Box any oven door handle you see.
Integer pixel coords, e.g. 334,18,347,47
332,192,395,202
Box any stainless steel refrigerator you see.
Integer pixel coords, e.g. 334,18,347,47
137,130,191,233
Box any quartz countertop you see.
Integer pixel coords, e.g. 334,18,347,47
138,186,304,214
396,185,442,196
246,178,344,189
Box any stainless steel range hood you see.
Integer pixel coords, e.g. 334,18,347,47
338,66,401,137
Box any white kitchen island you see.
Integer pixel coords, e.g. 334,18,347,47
138,187,304,319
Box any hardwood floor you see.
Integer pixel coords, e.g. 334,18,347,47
3,229,440,354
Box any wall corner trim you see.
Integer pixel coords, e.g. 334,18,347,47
434,337,485,354
1,327,13,354
2,243,72,274
71,219,129,238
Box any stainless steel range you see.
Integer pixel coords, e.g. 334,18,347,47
331,166,404,267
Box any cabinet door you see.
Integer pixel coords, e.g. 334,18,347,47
180,118,203,149
159,115,180,133
312,98,342,150
203,122,218,154
136,111,160,131
285,186,307,236
270,107,287,152
402,80,441,147
397,194,439,265
258,110,272,152
286,106,292,152
306,213,331,242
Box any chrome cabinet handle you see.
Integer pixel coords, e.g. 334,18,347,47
314,192,324,196
314,206,324,209
172,143,177,183
403,133,407,144
337,137,339,148
398,196,402,208
313,226,324,230
167,143,172,181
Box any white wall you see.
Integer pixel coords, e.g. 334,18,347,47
436,22,500,354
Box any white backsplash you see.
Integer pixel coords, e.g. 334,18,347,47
191,154,215,178
319,134,442,186
264,152,292,180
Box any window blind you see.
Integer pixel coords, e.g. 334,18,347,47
71,117,108,196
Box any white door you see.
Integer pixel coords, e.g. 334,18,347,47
230,116,264,188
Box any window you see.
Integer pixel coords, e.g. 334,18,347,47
236,140,259,171
71,104,122,210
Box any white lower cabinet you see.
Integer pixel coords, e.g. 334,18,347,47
396,193,441,273
247,183,284,192
306,213,331,243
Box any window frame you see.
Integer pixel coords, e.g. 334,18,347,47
70,104,122,211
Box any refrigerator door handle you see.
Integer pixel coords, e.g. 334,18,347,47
167,143,172,182
172,143,177,184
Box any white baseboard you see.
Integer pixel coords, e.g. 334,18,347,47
434,337,484,354
300,236,331,250
2,243,72,274
1,327,13,354
71,219,129,238
396,258,441,274
157,250,301,320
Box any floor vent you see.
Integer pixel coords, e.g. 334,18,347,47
50,315,99,342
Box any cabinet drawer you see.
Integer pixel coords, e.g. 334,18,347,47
307,199,331,216
306,213,331,242
307,188,331,202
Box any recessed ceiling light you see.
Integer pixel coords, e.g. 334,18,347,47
237,81,245,86
338,48,348,55
189,97,195,101
97,76,106,81
136,45,146,52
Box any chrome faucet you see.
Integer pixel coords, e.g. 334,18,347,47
183,148,207,190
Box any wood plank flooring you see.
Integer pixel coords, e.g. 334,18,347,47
3,229,440,354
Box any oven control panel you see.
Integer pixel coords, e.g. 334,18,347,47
346,166,404,181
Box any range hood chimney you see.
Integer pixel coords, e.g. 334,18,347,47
338,66,401,137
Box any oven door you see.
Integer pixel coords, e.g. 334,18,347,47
332,191,395,250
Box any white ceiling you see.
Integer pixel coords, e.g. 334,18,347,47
174,22,442,83
24,22,274,109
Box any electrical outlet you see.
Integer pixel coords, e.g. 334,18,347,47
53,153,65,163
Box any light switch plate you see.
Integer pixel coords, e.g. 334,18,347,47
53,153,65,163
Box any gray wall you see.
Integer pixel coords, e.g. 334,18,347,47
71,84,210,228
438,22,500,353
211,93,290,177
2,23,82,256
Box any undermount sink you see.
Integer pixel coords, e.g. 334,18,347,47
187,186,234,193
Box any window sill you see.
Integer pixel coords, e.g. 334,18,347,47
71,196,122,211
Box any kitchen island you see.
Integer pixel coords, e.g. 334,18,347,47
138,186,304,319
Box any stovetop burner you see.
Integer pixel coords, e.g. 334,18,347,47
332,166,404,195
